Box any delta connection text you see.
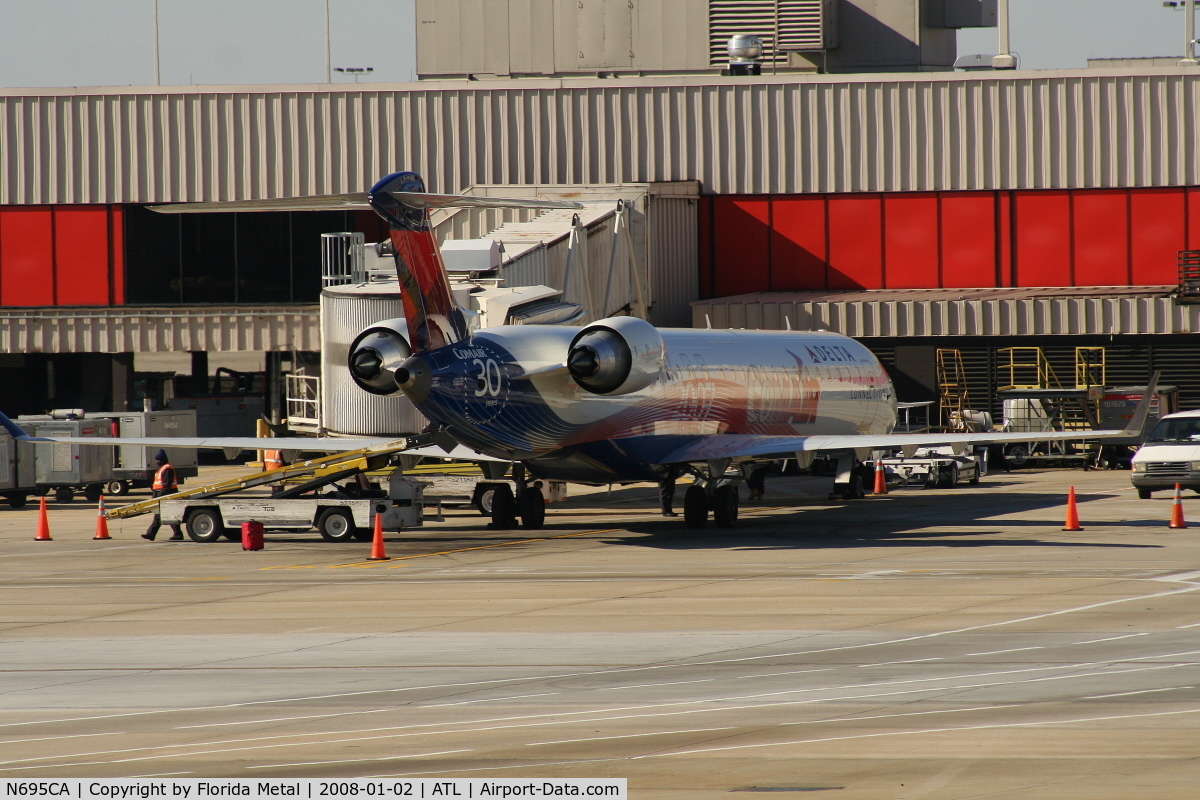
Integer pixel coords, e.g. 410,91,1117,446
3,781,626,800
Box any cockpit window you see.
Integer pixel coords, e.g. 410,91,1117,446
1147,418,1200,442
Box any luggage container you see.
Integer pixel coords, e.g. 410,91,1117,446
0,426,38,508
85,410,199,494
18,417,114,503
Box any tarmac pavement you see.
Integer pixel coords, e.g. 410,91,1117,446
0,466,1198,798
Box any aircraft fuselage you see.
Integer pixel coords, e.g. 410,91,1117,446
407,326,897,483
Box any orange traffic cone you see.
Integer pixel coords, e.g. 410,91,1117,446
873,459,887,495
94,495,112,540
1062,486,1082,531
1169,483,1188,529
34,496,52,541
367,512,389,561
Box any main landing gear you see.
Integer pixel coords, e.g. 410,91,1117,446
829,453,868,500
681,465,741,530
487,464,547,531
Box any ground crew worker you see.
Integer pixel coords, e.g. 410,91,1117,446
142,449,184,541
658,463,685,517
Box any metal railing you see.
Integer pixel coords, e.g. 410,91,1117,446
285,374,320,428
1178,249,1200,303
321,232,366,286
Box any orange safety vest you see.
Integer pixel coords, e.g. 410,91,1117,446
152,463,178,492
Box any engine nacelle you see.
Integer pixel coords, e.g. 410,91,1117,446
347,318,412,396
567,316,665,395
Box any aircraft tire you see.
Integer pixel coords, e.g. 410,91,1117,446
518,487,545,530
683,484,709,529
840,474,865,500
490,485,519,529
712,485,738,528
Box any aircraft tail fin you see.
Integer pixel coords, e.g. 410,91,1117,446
365,172,583,352
365,173,464,351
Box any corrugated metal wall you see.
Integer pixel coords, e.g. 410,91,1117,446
694,294,1200,337
319,289,427,435
648,195,699,326
0,306,318,353
698,186,1200,295
4,70,1198,204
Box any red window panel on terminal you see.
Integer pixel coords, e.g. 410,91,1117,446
769,195,827,290
1130,188,1186,285
940,192,997,288
827,194,883,289
712,196,770,296
882,193,938,289
54,206,113,305
1187,188,1200,252
1013,191,1072,286
1072,190,1130,286
0,207,56,306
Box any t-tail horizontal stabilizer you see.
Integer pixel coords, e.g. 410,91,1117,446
146,190,583,214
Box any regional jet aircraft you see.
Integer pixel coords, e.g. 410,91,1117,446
0,172,1157,530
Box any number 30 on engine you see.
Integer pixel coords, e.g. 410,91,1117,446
473,358,502,397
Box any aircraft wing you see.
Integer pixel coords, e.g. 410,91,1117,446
657,373,1160,464
0,411,503,462
657,428,1133,464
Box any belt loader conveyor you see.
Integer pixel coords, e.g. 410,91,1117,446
105,440,443,543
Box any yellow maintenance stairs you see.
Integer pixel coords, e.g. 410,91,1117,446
106,441,418,520
995,346,1107,467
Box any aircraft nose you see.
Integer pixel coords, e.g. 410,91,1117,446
350,348,383,380
568,346,600,379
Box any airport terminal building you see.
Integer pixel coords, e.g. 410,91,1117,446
1,2,1198,422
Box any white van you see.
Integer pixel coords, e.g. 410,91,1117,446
1130,410,1200,498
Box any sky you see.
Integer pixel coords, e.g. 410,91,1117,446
0,0,416,87
0,0,1191,89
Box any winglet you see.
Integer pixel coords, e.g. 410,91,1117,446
1117,371,1160,437
0,408,30,441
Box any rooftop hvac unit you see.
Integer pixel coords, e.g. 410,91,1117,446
708,0,837,67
